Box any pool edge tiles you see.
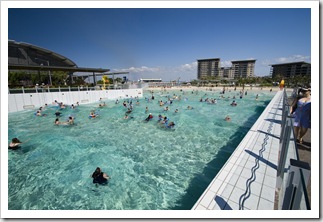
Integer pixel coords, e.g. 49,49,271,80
192,90,284,211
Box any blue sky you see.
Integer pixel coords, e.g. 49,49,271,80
8,6,311,82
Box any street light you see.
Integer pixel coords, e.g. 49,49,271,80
35,57,52,86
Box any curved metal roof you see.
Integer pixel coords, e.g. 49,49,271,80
9,40,77,67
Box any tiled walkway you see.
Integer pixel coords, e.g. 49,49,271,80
192,90,285,210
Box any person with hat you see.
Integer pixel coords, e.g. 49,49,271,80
145,113,153,121
290,88,311,144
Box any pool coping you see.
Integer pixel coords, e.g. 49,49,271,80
192,90,285,210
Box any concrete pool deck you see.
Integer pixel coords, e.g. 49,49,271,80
192,90,288,210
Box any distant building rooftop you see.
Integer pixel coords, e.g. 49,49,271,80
269,61,310,66
231,59,256,63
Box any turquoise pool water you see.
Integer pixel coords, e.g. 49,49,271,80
8,88,274,210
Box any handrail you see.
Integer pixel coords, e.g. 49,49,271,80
278,88,311,210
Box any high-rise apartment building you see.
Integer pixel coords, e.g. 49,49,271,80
219,67,235,79
270,62,311,79
197,58,220,79
231,60,256,78
197,58,256,80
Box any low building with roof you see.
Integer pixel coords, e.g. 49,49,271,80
8,40,127,86
269,61,311,79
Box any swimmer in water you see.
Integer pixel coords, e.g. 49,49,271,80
55,111,62,117
160,116,169,125
54,118,61,125
225,116,231,121
99,102,106,108
68,116,75,125
36,110,47,116
145,113,153,121
159,100,164,106
230,101,237,106
124,114,134,120
9,138,30,150
9,138,22,149
165,121,175,129
92,167,110,185
89,112,97,118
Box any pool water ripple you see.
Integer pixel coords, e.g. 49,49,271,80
8,89,274,210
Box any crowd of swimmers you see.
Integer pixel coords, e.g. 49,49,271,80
17,87,259,136
32,100,80,125
9,88,267,188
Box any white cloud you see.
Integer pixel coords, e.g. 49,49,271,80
260,59,272,66
259,54,311,68
220,60,231,67
274,55,311,64
176,61,197,72
114,66,161,73
113,61,198,81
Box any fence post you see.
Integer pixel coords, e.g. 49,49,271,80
281,159,311,210
280,105,289,143
277,117,293,187
280,90,287,142
22,86,25,94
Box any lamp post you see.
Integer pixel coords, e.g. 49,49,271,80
35,58,52,86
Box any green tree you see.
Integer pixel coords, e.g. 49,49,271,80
73,76,86,86
115,77,123,83
51,71,69,86
220,79,228,84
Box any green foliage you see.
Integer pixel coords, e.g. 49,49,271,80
115,77,122,83
286,75,311,88
220,79,228,84
51,71,69,86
